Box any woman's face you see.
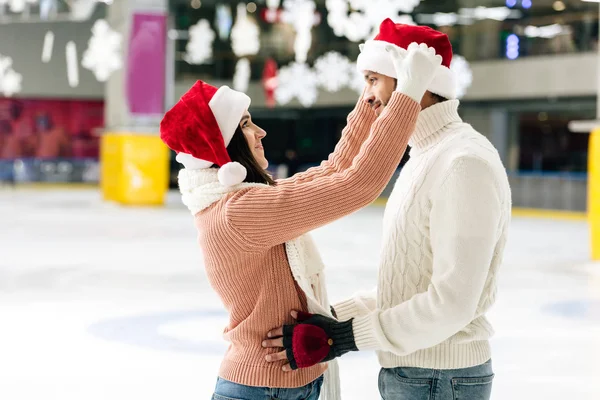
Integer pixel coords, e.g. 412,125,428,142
239,111,268,169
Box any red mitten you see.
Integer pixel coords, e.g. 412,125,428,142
291,324,331,368
282,312,357,370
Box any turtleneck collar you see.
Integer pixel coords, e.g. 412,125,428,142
409,99,462,151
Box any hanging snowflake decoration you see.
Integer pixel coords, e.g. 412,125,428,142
230,4,260,94
66,41,79,88
184,19,216,64
41,31,55,63
314,51,352,92
275,62,318,107
348,63,365,95
264,0,280,23
39,0,58,20
450,55,473,99
215,4,232,41
326,0,418,42
0,54,22,97
69,0,99,21
281,0,318,63
81,19,123,82
233,58,251,93
230,3,260,58
0,0,37,13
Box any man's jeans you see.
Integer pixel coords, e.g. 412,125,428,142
379,359,494,400
212,375,323,400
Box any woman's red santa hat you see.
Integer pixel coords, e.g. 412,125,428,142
160,80,251,187
357,19,457,100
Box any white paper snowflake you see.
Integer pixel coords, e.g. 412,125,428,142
66,41,79,88
81,19,122,82
230,3,260,58
0,54,22,97
281,0,318,63
0,0,37,13
450,55,473,99
314,51,352,92
184,19,216,64
348,63,365,95
326,0,419,42
39,0,58,20
69,0,98,21
275,62,318,107
233,58,251,93
215,4,232,41
41,30,54,63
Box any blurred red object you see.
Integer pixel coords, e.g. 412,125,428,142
262,58,278,109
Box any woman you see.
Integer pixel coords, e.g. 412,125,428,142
159,44,441,400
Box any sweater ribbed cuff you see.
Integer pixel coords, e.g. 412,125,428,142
386,92,420,116
330,319,358,356
352,313,381,351
332,298,359,321
354,97,375,117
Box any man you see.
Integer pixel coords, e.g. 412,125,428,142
264,19,511,400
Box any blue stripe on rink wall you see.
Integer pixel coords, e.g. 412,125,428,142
87,309,229,355
86,309,375,358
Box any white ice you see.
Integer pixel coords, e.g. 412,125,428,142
0,188,598,399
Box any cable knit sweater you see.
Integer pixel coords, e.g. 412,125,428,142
178,93,420,390
334,99,512,370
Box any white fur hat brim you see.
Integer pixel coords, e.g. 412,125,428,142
209,85,251,148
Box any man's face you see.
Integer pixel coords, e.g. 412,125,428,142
362,71,396,116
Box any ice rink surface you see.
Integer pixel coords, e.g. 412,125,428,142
1,188,598,400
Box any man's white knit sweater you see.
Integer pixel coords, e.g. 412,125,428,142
334,99,512,370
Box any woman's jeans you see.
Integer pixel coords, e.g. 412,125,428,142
212,375,323,400
379,359,494,400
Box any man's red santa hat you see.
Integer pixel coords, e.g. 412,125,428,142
160,80,251,187
357,19,456,100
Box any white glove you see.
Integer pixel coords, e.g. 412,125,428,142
386,42,443,103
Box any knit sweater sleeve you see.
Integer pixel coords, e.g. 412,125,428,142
225,93,420,249
332,287,377,321
278,100,376,185
350,156,504,354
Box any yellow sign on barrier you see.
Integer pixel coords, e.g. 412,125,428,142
100,133,170,206
589,129,600,260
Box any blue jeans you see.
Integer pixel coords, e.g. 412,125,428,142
378,359,494,400
212,375,323,400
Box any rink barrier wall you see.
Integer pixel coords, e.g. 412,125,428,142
589,129,600,260
370,198,587,221
1,183,589,222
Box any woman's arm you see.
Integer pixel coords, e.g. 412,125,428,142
225,93,419,249
277,98,376,185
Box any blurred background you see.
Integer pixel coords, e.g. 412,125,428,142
0,0,599,399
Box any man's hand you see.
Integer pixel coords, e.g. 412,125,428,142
262,310,357,371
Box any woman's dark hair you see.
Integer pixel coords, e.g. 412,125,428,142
216,126,275,185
